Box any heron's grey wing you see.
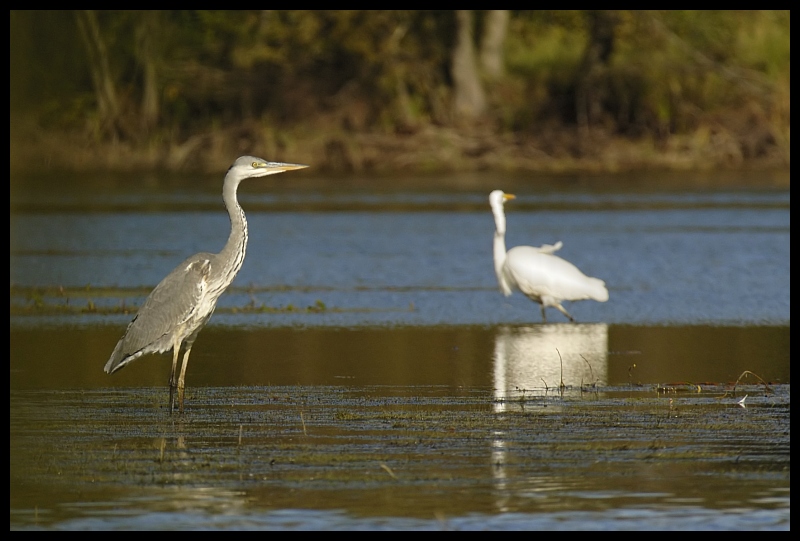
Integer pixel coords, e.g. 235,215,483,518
104,255,211,373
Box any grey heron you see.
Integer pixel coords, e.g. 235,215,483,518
490,189,608,322
104,156,308,412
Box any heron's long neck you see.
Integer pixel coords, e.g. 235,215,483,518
216,178,248,289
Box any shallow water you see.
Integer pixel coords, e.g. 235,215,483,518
10,172,790,530
9,383,790,530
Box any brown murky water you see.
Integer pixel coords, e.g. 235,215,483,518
9,325,790,530
9,384,790,530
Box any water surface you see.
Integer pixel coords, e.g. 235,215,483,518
10,171,790,530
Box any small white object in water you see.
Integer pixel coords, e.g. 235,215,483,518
737,395,748,408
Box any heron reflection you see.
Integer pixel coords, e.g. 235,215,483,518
492,323,608,411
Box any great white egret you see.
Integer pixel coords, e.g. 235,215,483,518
490,189,608,322
104,156,308,412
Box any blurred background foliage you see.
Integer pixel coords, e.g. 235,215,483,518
9,10,790,174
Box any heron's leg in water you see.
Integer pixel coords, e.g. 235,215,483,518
176,342,195,413
169,346,181,412
540,305,548,323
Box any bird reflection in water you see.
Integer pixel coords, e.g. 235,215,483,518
492,323,608,412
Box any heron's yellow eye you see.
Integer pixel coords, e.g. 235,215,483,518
251,162,258,168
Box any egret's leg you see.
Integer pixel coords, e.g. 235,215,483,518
540,305,548,323
554,303,575,322
169,346,181,412
176,344,194,413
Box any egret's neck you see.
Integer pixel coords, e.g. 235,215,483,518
492,209,512,296
218,178,248,286
493,230,509,292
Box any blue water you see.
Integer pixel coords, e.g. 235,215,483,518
10,190,790,327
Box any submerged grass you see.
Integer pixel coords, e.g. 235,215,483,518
9,285,418,316
10,383,789,528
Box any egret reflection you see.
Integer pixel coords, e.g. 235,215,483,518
492,323,609,411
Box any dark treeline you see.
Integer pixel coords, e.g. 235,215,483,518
10,10,790,175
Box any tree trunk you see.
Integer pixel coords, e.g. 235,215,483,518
480,10,509,80
74,10,122,138
575,10,619,135
135,11,160,134
451,10,486,121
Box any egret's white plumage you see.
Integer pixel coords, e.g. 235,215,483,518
490,189,608,322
